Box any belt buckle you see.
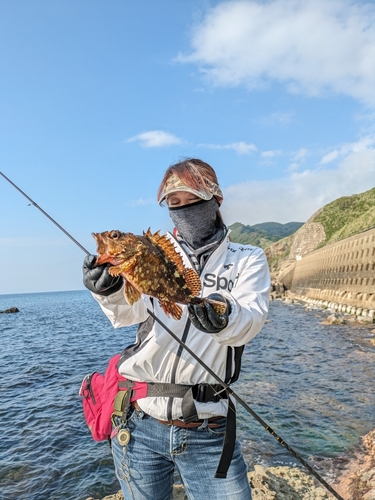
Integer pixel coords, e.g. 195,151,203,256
158,418,174,426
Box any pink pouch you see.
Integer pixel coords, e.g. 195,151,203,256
79,354,147,441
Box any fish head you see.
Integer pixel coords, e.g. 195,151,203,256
92,230,139,266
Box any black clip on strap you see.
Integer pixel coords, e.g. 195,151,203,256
181,387,199,424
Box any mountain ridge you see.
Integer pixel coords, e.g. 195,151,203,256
228,221,303,248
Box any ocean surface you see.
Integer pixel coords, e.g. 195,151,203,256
0,290,374,500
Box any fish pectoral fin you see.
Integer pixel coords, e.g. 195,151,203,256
108,256,138,276
159,300,182,321
183,268,202,296
124,280,141,305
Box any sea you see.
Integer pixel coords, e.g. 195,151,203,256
0,290,374,500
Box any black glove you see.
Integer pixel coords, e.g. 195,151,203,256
188,293,231,334
82,255,123,296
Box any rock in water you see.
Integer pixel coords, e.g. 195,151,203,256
0,307,19,314
322,314,345,325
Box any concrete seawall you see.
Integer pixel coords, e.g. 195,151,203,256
289,227,375,312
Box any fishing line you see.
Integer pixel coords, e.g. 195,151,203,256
237,407,284,463
0,171,90,256
1,171,344,500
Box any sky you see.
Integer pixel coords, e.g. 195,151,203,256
1,0,375,295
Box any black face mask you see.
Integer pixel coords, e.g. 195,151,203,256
168,198,223,250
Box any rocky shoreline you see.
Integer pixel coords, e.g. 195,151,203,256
333,429,375,500
85,428,375,499
270,282,375,328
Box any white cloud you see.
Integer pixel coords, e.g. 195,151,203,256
287,162,299,172
221,149,375,225
261,150,282,158
258,111,294,127
177,0,375,106
320,150,339,164
125,198,155,207
320,134,375,164
292,148,309,162
126,130,182,148
287,147,310,171
225,142,257,154
200,141,257,154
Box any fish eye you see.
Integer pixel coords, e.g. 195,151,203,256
110,231,119,239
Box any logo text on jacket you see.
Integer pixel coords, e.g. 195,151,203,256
203,272,239,292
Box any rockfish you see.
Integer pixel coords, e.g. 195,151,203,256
92,228,227,321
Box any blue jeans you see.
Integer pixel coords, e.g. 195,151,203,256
111,405,252,500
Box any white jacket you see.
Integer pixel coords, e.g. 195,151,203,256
93,232,270,421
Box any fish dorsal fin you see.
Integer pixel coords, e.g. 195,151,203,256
143,228,201,296
183,268,202,297
144,228,186,274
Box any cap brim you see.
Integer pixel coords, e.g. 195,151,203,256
158,186,213,205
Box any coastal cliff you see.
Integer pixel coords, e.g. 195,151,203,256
264,208,326,274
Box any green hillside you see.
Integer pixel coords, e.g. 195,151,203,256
313,187,375,247
229,187,375,257
228,221,303,248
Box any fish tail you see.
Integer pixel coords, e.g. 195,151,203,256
202,298,227,316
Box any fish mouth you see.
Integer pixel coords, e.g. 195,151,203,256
91,232,104,252
95,254,110,266
91,232,111,266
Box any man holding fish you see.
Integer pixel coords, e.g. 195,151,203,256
82,159,270,500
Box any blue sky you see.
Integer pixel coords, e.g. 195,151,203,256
1,0,375,294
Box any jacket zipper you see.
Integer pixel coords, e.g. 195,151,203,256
165,233,229,420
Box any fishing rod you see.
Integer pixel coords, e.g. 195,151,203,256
0,171,90,256
1,171,344,500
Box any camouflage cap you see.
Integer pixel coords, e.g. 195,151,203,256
158,173,223,205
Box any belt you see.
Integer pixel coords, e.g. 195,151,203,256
131,401,221,429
